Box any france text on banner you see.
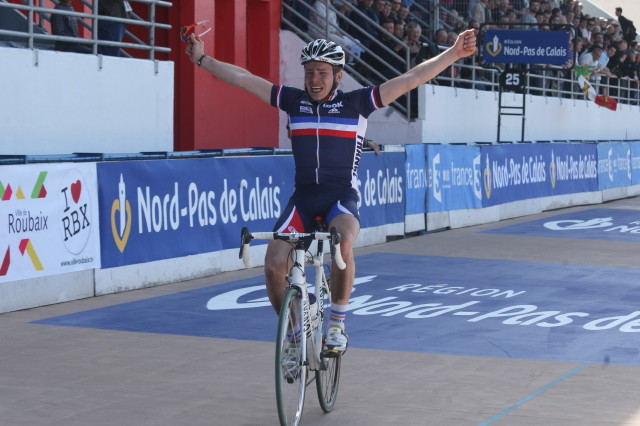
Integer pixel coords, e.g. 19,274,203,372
632,141,640,186
427,144,482,212
0,163,101,283
596,142,633,189
404,144,427,216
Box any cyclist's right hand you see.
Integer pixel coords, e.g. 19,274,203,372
185,34,205,63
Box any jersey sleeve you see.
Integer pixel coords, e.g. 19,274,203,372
347,86,384,119
271,85,305,113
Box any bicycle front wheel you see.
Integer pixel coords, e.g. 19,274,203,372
275,287,307,426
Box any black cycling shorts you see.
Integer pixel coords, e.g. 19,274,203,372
273,183,360,233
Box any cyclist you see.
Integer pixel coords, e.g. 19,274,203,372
186,30,477,354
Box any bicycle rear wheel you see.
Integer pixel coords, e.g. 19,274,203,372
275,287,307,426
315,351,341,412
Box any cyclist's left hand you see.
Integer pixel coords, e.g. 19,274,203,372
454,29,477,59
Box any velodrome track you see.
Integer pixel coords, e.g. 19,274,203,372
2,196,640,426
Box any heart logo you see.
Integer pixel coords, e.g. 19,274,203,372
71,180,82,203
111,199,132,253
486,42,502,57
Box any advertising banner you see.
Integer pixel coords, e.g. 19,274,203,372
357,152,405,228
0,163,101,283
427,144,482,212
482,29,571,65
597,142,632,189
481,143,598,207
98,157,295,268
98,153,403,268
404,145,427,216
629,141,640,185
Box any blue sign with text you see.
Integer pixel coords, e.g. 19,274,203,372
597,142,633,189
480,143,598,207
632,141,640,185
98,157,295,268
357,152,405,227
427,144,482,212
483,30,571,65
405,145,427,216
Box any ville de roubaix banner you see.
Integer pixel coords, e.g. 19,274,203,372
0,163,101,283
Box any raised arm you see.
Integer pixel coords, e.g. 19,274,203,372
185,34,273,105
378,29,477,106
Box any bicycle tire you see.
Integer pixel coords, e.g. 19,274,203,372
275,287,307,426
315,351,341,412
315,274,341,413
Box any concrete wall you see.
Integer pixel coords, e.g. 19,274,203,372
0,47,174,155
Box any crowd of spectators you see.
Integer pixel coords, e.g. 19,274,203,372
284,0,639,102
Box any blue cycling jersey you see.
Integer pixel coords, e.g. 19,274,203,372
271,85,384,189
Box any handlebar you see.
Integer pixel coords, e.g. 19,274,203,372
239,227,347,270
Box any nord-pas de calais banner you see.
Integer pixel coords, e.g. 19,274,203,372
481,143,598,207
482,29,570,65
427,144,482,212
0,163,101,283
98,157,295,268
357,151,405,228
597,142,633,189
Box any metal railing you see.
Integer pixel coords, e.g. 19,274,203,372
281,1,640,119
0,0,171,59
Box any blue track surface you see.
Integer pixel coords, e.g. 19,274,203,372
35,252,640,366
484,208,640,242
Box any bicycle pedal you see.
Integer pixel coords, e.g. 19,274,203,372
321,349,343,358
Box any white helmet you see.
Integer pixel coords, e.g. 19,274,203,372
300,39,345,67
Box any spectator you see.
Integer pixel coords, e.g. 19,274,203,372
373,0,386,21
310,0,363,65
348,0,379,47
389,0,402,22
98,0,131,56
393,20,406,41
424,27,448,60
369,19,404,81
50,0,92,54
472,0,488,24
446,8,466,34
615,7,637,44
406,22,428,67
520,0,538,25
397,3,410,25
446,31,458,47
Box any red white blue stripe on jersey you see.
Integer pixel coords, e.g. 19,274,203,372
289,116,359,139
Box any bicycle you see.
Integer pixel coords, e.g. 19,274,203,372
239,219,347,426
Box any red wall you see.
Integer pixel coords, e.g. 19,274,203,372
169,0,281,151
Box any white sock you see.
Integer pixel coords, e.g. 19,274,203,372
329,303,348,330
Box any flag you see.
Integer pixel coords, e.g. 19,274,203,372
594,95,618,111
574,66,617,111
